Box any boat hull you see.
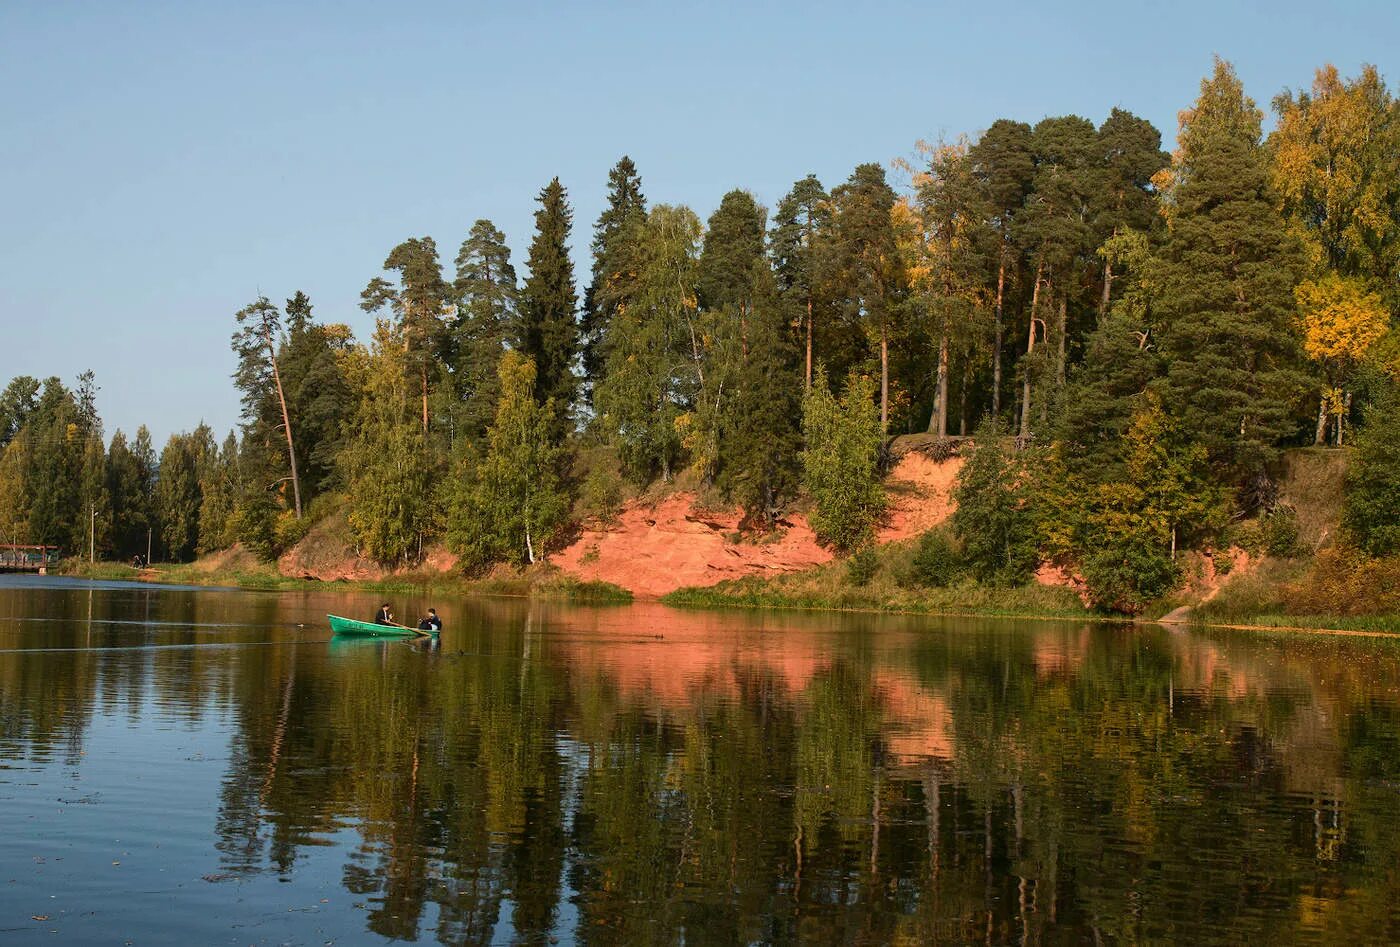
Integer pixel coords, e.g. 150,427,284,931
327,614,436,638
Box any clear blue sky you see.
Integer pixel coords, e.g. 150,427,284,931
2,0,1394,444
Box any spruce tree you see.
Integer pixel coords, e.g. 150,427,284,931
582,158,646,391
453,219,518,443
593,205,701,481
518,177,580,429
277,293,356,498
1156,60,1307,490
1343,395,1400,556
107,430,153,558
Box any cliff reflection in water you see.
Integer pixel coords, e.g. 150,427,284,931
4,583,1400,944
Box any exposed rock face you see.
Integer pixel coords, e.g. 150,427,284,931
552,452,964,598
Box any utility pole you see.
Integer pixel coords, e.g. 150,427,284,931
90,505,96,563
146,527,152,568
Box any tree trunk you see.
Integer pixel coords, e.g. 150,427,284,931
421,363,429,435
1314,396,1328,446
880,323,889,432
805,296,814,389
992,253,1006,419
1019,263,1044,442
1055,293,1068,389
1099,255,1113,318
928,333,949,436
959,358,970,436
265,329,302,518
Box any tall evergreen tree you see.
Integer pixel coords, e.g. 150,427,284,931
24,378,83,550
770,175,832,389
453,219,518,444
1015,115,1098,438
826,164,902,430
1092,109,1168,315
582,158,647,391
518,178,580,428
232,295,302,517
968,121,1034,420
278,293,356,498
593,205,702,481
107,430,153,559
1156,59,1308,491
156,426,215,562
361,237,451,435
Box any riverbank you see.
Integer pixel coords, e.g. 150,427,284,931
57,558,635,603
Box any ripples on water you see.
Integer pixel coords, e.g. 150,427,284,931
2,575,1399,944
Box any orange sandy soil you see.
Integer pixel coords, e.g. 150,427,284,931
551,452,964,598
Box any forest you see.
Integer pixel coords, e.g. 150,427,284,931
2,59,1398,614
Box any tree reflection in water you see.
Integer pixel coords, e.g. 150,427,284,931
5,585,1400,944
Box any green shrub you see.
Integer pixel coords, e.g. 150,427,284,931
1081,540,1179,614
1260,504,1302,558
846,547,879,587
274,509,311,553
1343,397,1400,556
952,425,1039,585
580,463,625,526
910,527,964,587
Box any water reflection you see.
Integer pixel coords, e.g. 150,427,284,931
3,578,1400,943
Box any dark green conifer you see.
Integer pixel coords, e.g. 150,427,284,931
518,178,580,428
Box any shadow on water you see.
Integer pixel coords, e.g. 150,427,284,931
3,577,1400,943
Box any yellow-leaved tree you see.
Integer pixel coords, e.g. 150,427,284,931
1295,274,1389,444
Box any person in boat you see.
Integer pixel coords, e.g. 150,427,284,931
418,608,442,632
373,603,394,625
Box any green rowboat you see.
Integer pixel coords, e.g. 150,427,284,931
327,614,436,638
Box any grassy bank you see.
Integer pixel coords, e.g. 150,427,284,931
661,539,1093,620
56,558,634,604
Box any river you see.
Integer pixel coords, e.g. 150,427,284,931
1,575,1398,944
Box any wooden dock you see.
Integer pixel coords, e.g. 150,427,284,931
0,545,60,573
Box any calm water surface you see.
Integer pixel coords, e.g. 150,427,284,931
2,576,1400,944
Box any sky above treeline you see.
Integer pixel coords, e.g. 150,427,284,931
2,0,1395,444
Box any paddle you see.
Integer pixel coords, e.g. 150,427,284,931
387,618,431,638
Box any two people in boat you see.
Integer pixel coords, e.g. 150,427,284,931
372,603,442,632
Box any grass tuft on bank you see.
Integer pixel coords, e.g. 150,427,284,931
661,540,1090,619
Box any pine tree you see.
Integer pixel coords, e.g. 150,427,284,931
518,178,580,428
1092,109,1168,315
278,293,356,498
1015,115,1099,438
360,237,451,436
232,295,302,517
445,352,569,567
582,158,647,391
1156,59,1308,491
452,220,518,444
968,121,1034,420
770,175,832,389
826,164,902,430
